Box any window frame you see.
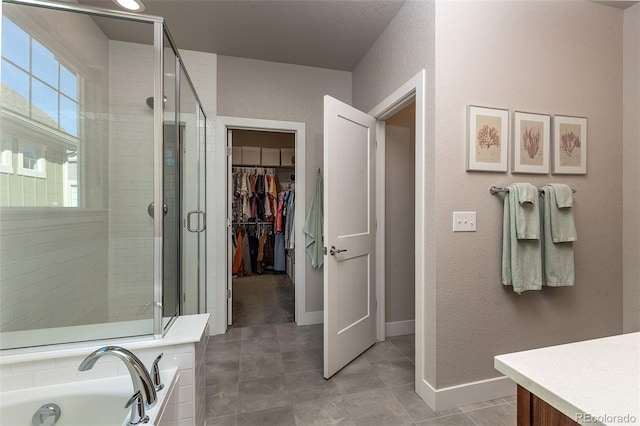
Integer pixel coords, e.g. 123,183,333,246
1,15,80,138
16,143,46,179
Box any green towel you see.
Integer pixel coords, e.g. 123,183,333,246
540,185,575,287
546,184,577,242
502,184,542,294
513,183,539,240
551,183,573,208
303,170,324,268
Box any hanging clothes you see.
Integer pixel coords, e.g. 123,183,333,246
276,192,285,232
284,189,295,249
274,233,286,272
232,167,281,223
242,229,252,276
232,228,245,275
249,234,259,273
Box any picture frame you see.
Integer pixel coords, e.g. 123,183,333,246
552,115,587,175
512,111,550,174
466,105,509,172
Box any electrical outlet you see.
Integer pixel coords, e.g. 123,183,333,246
453,211,476,232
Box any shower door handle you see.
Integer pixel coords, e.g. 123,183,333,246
187,210,206,232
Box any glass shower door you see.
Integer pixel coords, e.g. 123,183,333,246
179,63,206,315
162,36,180,326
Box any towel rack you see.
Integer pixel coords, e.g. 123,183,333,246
489,185,577,196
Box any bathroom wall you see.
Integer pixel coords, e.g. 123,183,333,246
623,3,640,333
107,40,155,322
0,4,110,333
433,0,623,388
217,55,352,314
353,0,625,389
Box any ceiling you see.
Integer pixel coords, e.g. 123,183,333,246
75,0,638,71
592,0,639,9
77,0,406,71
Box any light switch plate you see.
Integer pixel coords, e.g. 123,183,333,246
453,211,476,232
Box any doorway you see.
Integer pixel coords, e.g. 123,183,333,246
383,102,416,339
322,70,427,404
214,116,308,335
229,129,296,327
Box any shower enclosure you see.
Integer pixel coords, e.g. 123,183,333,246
0,0,207,349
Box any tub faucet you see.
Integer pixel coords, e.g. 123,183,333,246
78,346,157,409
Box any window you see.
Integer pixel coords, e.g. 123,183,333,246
1,16,79,137
1,14,82,206
17,144,46,179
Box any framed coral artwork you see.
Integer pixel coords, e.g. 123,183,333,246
553,115,587,174
512,111,550,174
466,105,509,172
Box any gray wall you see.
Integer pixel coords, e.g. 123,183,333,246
623,3,640,333
217,55,352,313
353,0,625,388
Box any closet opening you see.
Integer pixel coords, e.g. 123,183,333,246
229,129,296,328
383,101,416,353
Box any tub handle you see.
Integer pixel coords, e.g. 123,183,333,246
124,391,149,425
151,352,164,391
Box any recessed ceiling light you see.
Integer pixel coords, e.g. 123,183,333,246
113,0,145,12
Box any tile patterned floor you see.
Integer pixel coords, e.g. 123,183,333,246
204,325,516,426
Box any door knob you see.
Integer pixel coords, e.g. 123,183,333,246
329,245,347,255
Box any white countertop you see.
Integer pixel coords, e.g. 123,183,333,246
494,332,640,426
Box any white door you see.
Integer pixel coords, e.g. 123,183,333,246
226,129,233,325
323,95,377,379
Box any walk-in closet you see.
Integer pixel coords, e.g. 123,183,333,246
229,129,296,327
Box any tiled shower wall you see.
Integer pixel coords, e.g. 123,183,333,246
0,209,108,331
107,40,156,322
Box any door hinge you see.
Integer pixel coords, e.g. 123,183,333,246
227,218,232,228
227,289,231,299
323,246,327,255
226,146,232,156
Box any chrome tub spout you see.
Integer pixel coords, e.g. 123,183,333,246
78,346,157,409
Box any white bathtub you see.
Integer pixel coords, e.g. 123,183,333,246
0,368,177,426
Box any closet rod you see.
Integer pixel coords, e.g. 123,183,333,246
232,164,294,169
233,221,274,225
489,185,577,196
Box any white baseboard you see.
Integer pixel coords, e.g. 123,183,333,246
385,320,415,337
417,375,516,412
296,310,323,326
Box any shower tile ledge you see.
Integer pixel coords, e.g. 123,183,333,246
0,314,210,365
